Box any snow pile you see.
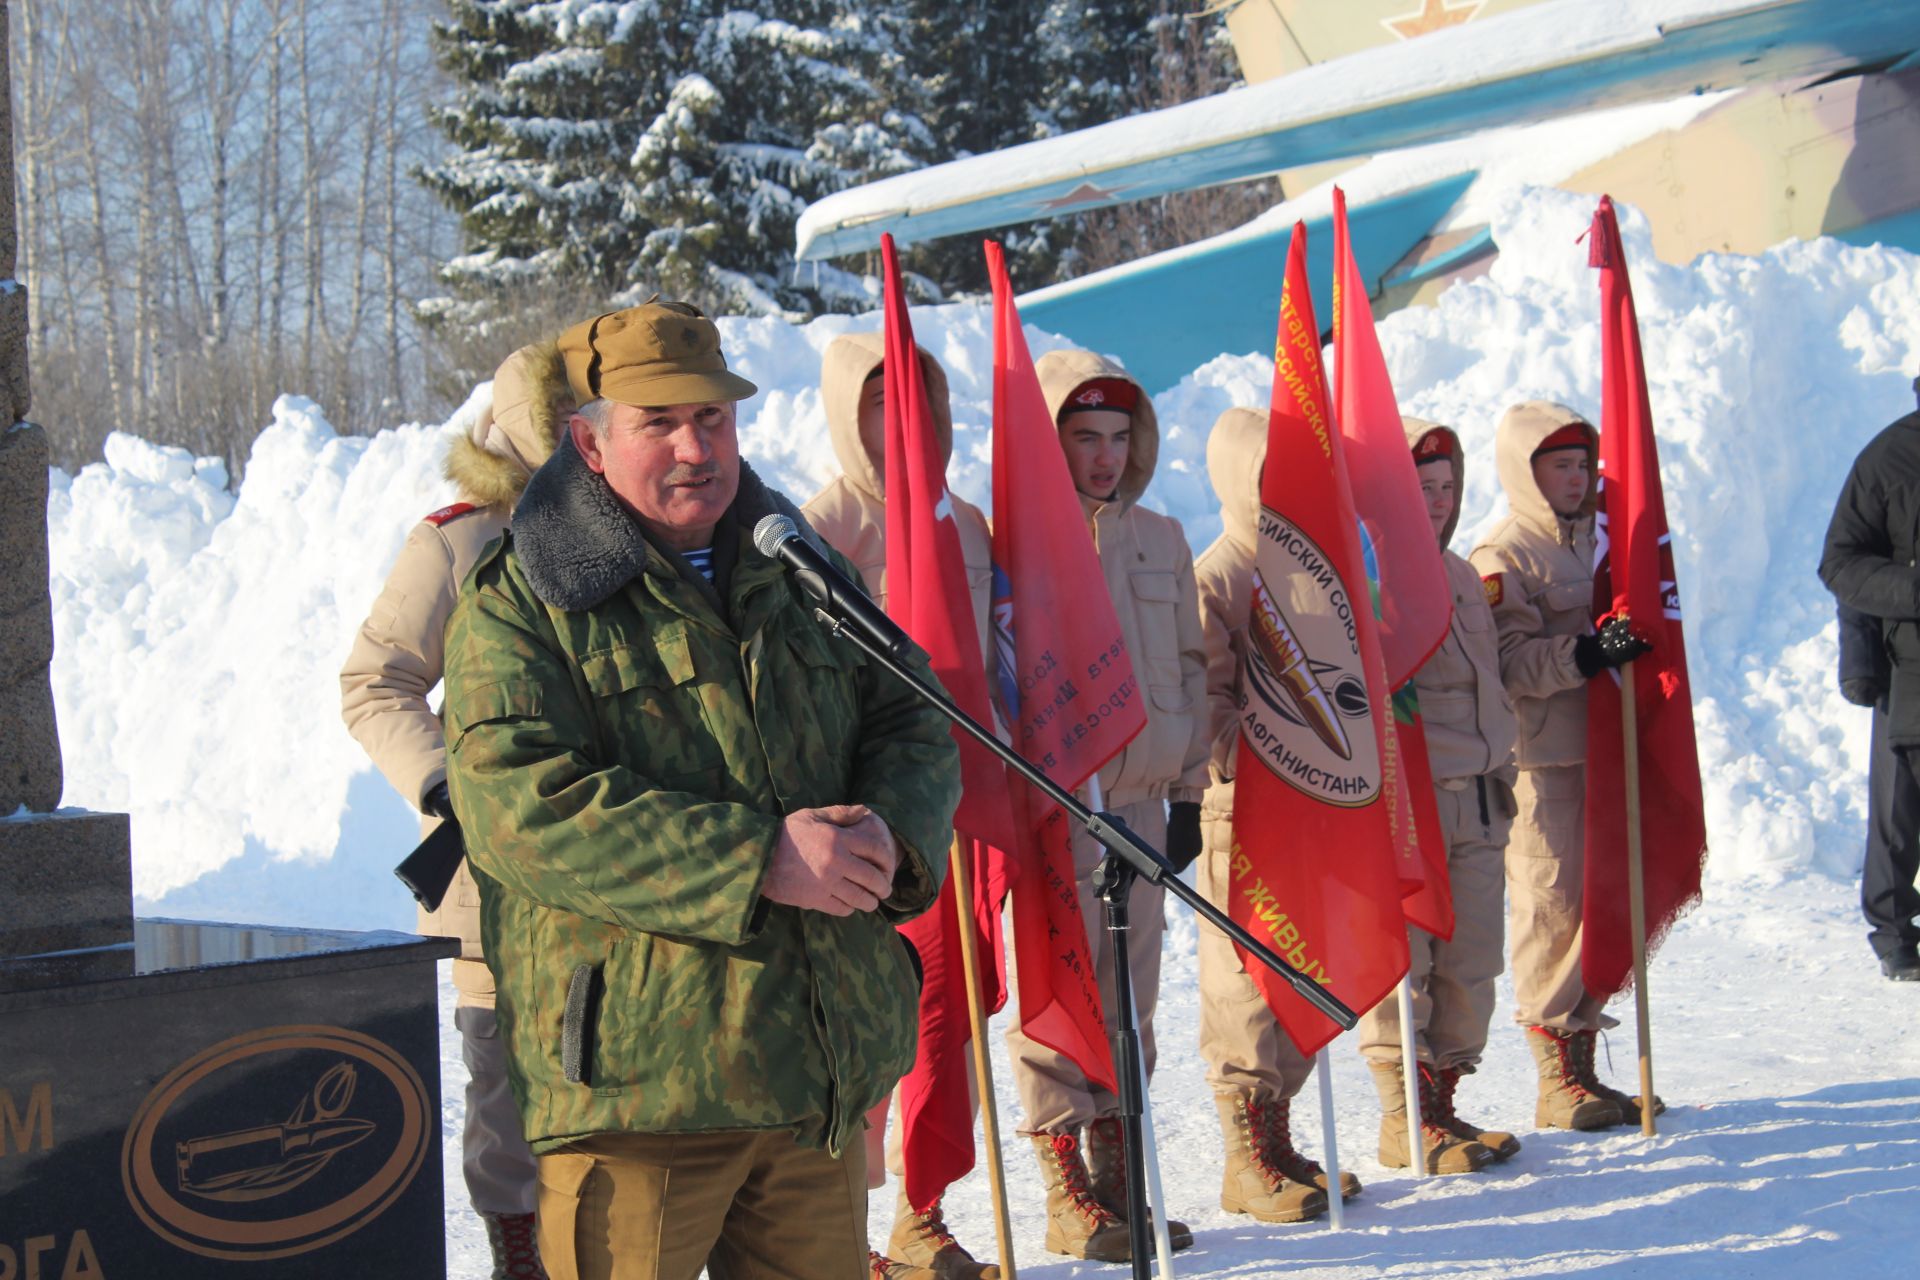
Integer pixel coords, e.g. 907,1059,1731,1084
44,187,1920,926
1384,187,1918,880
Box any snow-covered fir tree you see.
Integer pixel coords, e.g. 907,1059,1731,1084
423,1,1229,321
422,0,932,324
884,0,1172,294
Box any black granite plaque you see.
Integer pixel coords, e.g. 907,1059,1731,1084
0,919,458,1278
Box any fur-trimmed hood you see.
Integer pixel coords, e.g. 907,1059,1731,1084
1035,348,1159,510
1494,400,1597,542
512,434,816,613
1206,406,1267,554
445,340,573,508
1404,416,1465,549
819,332,955,502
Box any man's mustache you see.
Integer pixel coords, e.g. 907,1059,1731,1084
664,462,721,485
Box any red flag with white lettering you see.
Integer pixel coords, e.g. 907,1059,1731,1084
1582,197,1707,998
879,234,1016,1210
1229,222,1409,1056
1333,186,1455,941
986,238,1142,1093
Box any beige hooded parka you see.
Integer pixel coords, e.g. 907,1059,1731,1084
1188,407,1317,1097
801,332,995,661
1194,406,1266,856
1466,401,1599,770
1406,418,1519,785
339,341,571,1001
1036,348,1209,807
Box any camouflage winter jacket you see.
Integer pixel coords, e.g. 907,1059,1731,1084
442,439,960,1157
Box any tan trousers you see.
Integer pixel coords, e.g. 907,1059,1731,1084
1507,764,1610,1032
1358,779,1510,1071
1006,796,1167,1133
454,1005,541,1215
535,1128,869,1280
1194,836,1315,1099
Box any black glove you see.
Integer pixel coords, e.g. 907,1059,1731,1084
1573,616,1653,678
1841,677,1885,708
1165,801,1202,874
422,781,456,822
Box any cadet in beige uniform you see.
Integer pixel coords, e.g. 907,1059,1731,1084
802,333,1001,1280
1003,352,1207,1264
1192,408,1344,1228
1468,401,1657,1132
340,343,570,1280
1356,420,1521,1175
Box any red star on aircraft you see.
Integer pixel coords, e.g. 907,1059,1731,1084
1383,0,1485,41
1034,180,1128,211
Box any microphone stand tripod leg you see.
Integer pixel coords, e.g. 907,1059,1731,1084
1096,852,1153,1280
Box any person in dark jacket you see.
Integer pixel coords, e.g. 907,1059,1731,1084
1836,601,1920,983
1819,386,1920,982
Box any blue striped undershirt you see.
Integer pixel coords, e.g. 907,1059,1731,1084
683,546,716,584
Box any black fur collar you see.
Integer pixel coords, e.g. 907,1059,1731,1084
512,434,818,612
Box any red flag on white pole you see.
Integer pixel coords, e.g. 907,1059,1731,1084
1332,186,1456,940
1229,222,1409,1056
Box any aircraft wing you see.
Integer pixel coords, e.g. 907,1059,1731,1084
796,0,1920,260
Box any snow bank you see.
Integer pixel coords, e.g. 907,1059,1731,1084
45,187,1919,927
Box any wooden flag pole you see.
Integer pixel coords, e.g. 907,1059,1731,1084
948,836,1019,1278
1396,972,1427,1179
1314,1048,1345,1230
1618,659,1657,1138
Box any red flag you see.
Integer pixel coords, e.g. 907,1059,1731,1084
1228,222,1409,1056
878,234,1016,1210
1389,686,1455,940
1582,197,1707,998
1330,187,1451,688
986,239,1144,1094
1334,187,1455,940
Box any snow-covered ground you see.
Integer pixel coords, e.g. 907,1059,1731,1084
426,869,1918,1278
43,182,1920,1275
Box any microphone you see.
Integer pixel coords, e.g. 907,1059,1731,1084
752,514,913,662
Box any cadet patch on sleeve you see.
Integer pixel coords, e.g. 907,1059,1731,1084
1482,573,1504,607
424,502,479,527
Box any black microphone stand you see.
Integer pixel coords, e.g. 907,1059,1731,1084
812,607,1357,1279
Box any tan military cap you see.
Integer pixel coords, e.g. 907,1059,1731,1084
558,299,759,407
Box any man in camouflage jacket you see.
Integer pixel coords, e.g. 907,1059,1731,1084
442,300,961,1280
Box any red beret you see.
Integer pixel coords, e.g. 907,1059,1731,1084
1534,423,1592,455
1060,377,1138,417
1413,430,1454,462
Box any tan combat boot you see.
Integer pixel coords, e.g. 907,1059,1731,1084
887,1187,1002,1279
1566,1029,1666,1126
479,1211,549,1280
1365,1060,1495,1174
1254,1091,1363,1201
1029,1130,1133,1262
1083,1115,1194,1251
870,1250,937,1280
1429,1064,1521,1161
1525,1026,1625,1131
1211,1091,1329,1223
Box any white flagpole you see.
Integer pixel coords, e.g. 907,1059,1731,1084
1314,1048,1345,1230
1086,776,1177,1277
1397,972,1427,1179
